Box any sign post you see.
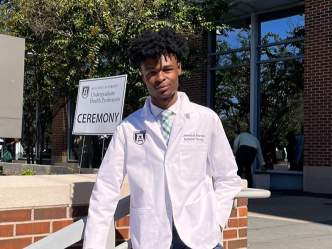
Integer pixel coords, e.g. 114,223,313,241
73,75,127,171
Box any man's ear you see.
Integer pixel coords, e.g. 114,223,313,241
139,69,144,80
177,62,182,76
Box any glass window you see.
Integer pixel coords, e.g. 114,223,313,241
260,41,304,61
211,50,250,68
259,12,304,172
210,10,304,174
212,25,251,146
261,14,304,43
260,14,304,62
216,27,251,52
214,66,250,144
259,59,304,171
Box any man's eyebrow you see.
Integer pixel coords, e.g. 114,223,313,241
145,64,173,70
145,66,158,70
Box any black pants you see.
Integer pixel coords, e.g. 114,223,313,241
171,223,188,249
171,223,223,249
236,145,257,188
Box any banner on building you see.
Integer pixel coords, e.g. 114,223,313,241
72,75,127,135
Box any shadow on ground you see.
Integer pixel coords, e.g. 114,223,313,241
248,191,332,226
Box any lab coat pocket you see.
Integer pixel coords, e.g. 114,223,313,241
185,191,219,242
180,144,207,177
130,208,156,249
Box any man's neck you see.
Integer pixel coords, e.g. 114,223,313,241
151,92,178,109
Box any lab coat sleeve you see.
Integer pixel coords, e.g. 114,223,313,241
83,125,127,249
209,116,243,229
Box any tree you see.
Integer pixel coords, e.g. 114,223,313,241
0,0,232,163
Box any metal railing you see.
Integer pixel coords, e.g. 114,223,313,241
23,188,270,249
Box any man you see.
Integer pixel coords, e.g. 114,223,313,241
83,28,243,249
233,131,265,188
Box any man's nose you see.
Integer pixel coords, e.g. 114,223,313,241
156,71,166,83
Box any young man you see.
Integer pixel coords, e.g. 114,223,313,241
83,28,243,249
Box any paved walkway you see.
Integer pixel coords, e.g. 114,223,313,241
247,193,332,249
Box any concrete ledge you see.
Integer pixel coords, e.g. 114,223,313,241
304,166,332,194
0,176,69,209
0,174,130,209
0,162,98,175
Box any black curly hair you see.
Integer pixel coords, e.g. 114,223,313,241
128,27,189,69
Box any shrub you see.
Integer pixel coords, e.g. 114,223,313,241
21,169,36,176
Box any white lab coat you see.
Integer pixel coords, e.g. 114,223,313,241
83,92,243,249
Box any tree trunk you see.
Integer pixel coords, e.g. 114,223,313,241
26,147,31,164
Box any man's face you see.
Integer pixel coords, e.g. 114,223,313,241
140,54,181,109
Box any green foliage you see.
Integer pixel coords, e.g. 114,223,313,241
67,167,77,174
21,169,36,175
47,169,57,175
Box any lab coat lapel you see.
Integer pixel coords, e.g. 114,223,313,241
168,111,185,148
141,97,167,149
168,92,193,148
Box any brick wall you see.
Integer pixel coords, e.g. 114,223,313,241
180,32,208,106
0,205,88,249
115,216,130,245
304,0,332,167
223,198,248,249
51,98,68,158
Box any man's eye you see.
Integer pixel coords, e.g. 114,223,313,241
149,72,156,76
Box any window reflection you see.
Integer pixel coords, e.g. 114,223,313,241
259,59,304,171
216,28,251,52
214,66,250,143
260,42,304,61
211,50,250,68
261,14,304,43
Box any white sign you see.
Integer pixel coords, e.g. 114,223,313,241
0,35,25,138
72,75,127,135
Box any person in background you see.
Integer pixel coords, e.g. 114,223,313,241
286,131,297,171
0,138,4,151
295,126,304,171
2,138,18,162
233,131,265,188
83,28,243,249
0,138,4,160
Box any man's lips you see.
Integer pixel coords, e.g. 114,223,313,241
156,84,170,91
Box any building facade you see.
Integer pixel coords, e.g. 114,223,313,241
50,0,332,194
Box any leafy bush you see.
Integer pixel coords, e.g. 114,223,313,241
21,169,36,176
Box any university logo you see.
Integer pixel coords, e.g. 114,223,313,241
82,86,90,99
133,130,146,145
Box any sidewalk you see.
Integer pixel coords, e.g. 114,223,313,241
247,193,332,249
